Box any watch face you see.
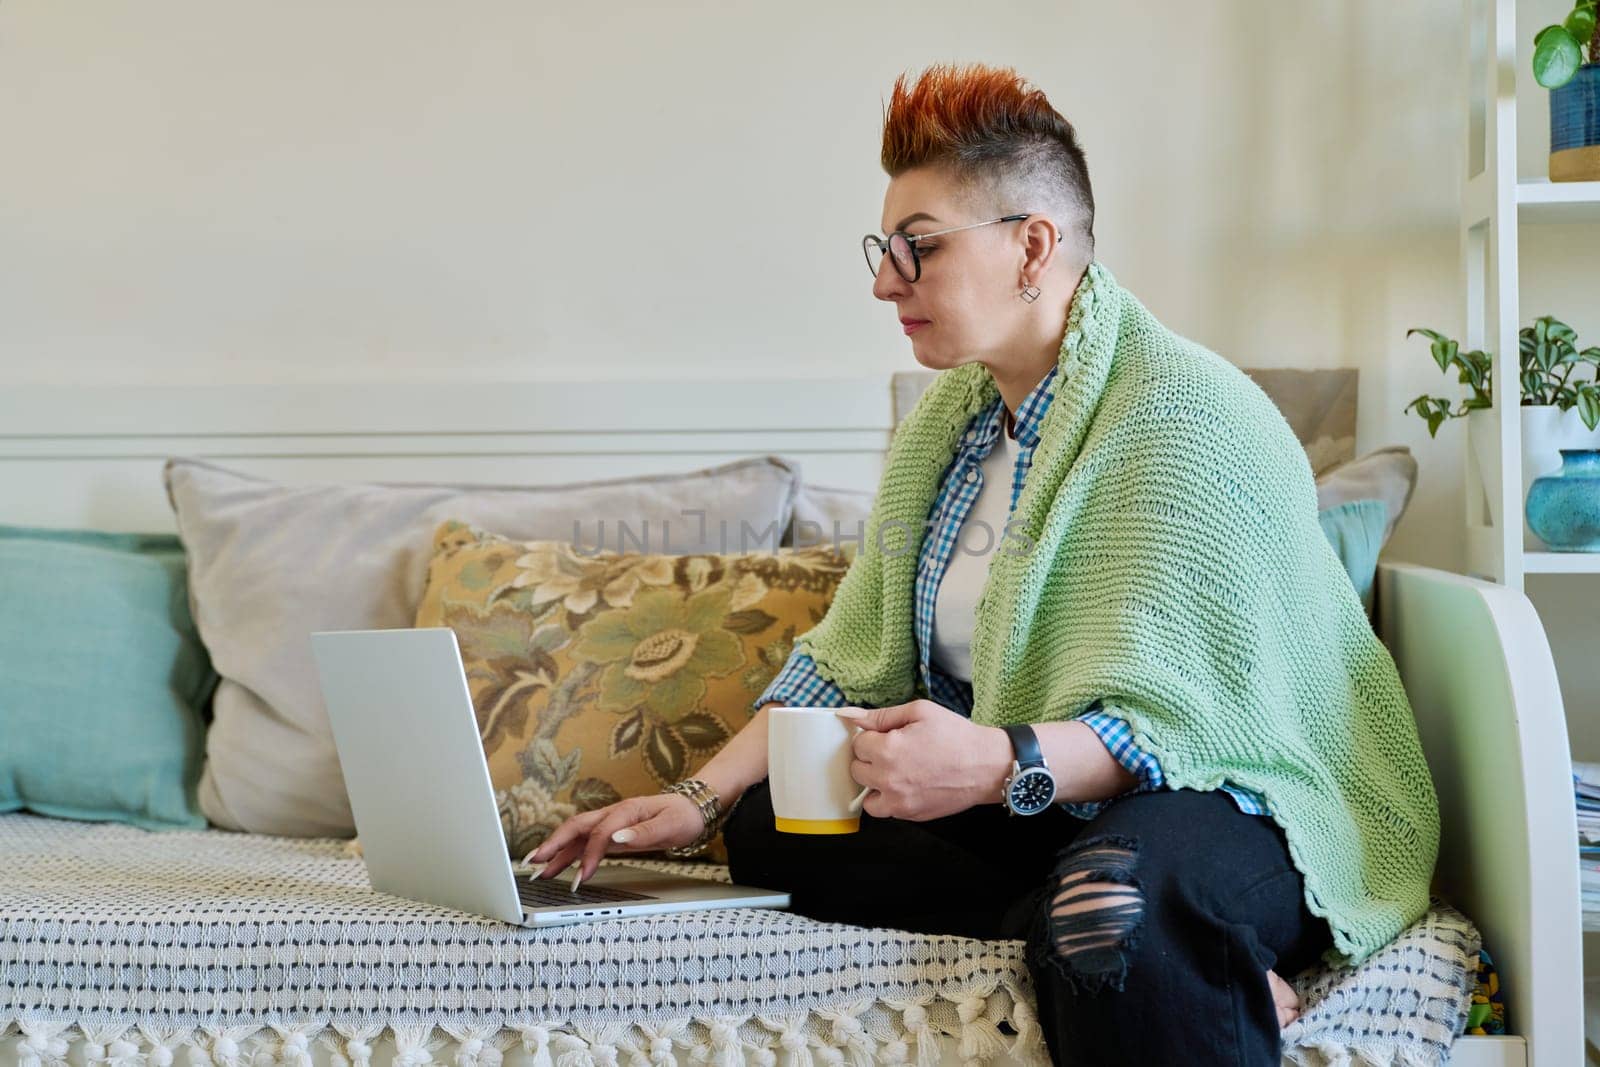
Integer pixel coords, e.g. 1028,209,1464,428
1008,767,1055,814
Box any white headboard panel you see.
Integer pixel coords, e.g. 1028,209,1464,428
0,378,894,533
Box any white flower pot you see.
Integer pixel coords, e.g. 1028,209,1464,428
1468,405,1600,548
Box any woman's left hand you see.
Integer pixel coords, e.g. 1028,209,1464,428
838,700,1011,821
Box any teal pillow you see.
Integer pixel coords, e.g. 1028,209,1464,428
0,525,217,829
1317,499,1389,613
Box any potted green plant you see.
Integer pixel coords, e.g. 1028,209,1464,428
1406,316,1600,541
1534,0,1600,180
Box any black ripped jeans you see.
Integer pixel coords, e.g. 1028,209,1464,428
722,781,1332,1067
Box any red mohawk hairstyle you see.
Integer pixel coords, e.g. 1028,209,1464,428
881,63,1094,266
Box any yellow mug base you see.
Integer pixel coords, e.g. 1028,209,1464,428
774,816,860,834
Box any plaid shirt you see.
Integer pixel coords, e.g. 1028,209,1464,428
757,366,1270,820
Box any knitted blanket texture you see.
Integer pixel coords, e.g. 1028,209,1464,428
795,262,1440,965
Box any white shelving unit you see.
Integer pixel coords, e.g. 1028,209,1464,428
1464,5,1600,1061
1461,0,1600,588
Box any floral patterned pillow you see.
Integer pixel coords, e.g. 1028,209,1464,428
413,519,853,863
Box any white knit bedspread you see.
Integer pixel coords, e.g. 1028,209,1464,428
0,814,1477,1067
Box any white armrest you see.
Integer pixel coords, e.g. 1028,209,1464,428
1376,562,1581,1064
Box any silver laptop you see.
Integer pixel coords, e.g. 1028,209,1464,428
309,627,789,927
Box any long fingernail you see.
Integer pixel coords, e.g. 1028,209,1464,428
570,867,584,893
611,828,635,843
834,707,866,719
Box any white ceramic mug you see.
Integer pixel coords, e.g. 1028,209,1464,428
767,707,863,833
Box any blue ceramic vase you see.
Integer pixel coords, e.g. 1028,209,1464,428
1526,449,1600,551
1550,64,1600,180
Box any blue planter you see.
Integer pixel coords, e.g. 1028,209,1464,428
1549,64,1600,180
1526,449,1600,551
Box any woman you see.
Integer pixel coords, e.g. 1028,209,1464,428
525,63,1439,1066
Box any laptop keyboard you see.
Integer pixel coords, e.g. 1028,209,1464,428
516,875,655,909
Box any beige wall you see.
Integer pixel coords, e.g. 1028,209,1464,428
1,2,1590,721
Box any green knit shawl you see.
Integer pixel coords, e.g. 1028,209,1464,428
795,262,1439,965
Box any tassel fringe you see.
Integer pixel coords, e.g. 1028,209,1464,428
5,986,1049,1067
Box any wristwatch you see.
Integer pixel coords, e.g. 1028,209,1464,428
1000,724,1057,816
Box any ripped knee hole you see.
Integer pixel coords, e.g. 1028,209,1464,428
1046,836,1143,986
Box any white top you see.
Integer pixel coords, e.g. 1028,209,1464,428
929,422,1022,683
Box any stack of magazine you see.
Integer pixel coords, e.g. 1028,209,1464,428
1576,761,1600,928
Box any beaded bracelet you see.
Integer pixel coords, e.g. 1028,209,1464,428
660,778,724,858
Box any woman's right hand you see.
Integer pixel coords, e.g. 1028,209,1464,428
522,793,706,885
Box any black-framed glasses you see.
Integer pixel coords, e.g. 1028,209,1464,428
862,213,1060,282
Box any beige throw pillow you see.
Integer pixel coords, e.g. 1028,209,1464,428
783,484,877,548
164,456,801,837
1314,446,1419,543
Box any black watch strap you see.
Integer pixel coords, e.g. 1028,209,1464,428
1002,723,1045,769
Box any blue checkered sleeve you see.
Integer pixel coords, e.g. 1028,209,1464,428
753,648,851,713
1060,709,1273,819
1056,709,1164,819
